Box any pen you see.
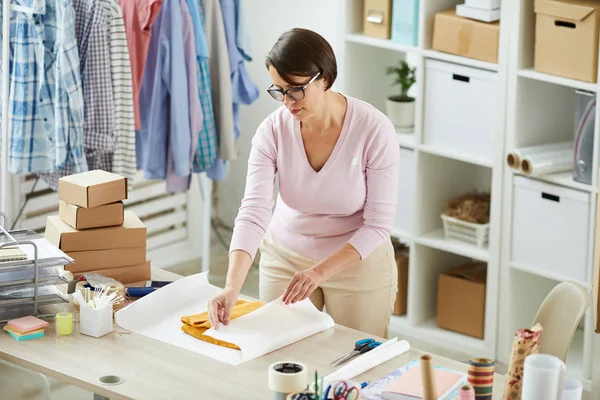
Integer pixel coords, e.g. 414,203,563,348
361,381,368,388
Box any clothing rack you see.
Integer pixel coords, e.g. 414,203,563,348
0,3,213,274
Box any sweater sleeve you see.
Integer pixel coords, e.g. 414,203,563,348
229,119,278,260
347,119,399,259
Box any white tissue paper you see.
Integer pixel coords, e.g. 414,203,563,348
115,272,335,365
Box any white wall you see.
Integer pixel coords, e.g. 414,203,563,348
216,0,346,226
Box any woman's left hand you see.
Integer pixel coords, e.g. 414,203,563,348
282,267,325,305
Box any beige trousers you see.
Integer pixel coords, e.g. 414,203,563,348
258,232,398,338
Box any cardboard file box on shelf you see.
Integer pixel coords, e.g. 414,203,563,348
436,263,487,339
58,170,127,208
391,0,419,46
393,244,409,316
66,246,147,274
45,211,146,252
511,176,590,283
534,0,600,83
432,8,500,63
422,59,499,164
73,261,151,284
59,200,124,230
364,0,392,39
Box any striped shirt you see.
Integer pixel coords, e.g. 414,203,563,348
0,0,87,175
102,0,136,185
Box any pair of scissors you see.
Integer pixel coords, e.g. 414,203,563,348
329,338,382,367
323,381,360,400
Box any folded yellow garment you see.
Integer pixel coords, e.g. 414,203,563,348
181,299,265,350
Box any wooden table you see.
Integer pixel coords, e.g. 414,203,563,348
0,268,506,399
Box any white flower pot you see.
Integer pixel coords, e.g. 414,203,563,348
386,98,415,130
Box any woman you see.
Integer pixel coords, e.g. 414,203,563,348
207,28,399,338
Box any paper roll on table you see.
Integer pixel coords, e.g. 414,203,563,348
268,361,308,400
420,354,436,400
316,338,411,390
521,354,565,400
506,141,572,169
562,377,583,400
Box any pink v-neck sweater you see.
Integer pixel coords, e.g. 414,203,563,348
230,95,400,261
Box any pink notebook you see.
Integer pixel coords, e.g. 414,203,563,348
7,316,49,333
383,365,463,399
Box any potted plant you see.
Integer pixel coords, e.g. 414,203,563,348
385,60,416,131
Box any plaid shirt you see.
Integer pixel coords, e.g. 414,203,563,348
39,0,135,189
191,0,217,173
38,0,114,188
0,0,87,174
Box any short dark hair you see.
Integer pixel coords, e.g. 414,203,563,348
265,28,337,90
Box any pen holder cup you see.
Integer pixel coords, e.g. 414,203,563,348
80,305,113,338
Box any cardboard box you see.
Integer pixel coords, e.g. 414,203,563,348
436,263,487,339
58,170,127,208
66,246,147,273
59,200,124,230
45,211,146,252
73,261,151,284
432,8,500,63
393,244,409,316
364,0,392,39
534,0,600,83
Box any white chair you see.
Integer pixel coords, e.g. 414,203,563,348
532,281,590,362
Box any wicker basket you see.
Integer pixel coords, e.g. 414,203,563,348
441,214,489,248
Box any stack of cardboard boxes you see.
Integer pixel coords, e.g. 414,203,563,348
44,170,151,284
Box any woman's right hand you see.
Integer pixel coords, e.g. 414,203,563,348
207,287,239,330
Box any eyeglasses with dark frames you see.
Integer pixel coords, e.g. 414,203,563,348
267,72,321,101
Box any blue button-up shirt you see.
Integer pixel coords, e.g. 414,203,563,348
137,0,192,180
0,0,87,174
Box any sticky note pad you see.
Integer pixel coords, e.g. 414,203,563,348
7,316,49,333
6,330,45,341
3,325,44,337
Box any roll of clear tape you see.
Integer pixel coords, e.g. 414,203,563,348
268,361,308,400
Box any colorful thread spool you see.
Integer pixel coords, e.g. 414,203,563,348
467,358,494,400
459,384,476,400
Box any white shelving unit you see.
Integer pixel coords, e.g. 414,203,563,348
340,0,510,362
498,0,598,391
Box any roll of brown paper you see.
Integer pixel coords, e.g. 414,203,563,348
502,323,543,400
420,354,437,400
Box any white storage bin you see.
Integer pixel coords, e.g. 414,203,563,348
511,176,590,283
423,59,499,164
394,148,415,234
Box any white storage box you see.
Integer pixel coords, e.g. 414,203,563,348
423,59,499,164
511,176,590,283
394,148,415,234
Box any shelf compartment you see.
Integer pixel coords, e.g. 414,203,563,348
345,33,421,54
510,262,590,289
512,171,595,194
419,144,493,168
416,229,489,262
390,315,488,357
517,68,598,93
422,49,499,72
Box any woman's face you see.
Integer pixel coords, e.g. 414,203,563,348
268,66,326,121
